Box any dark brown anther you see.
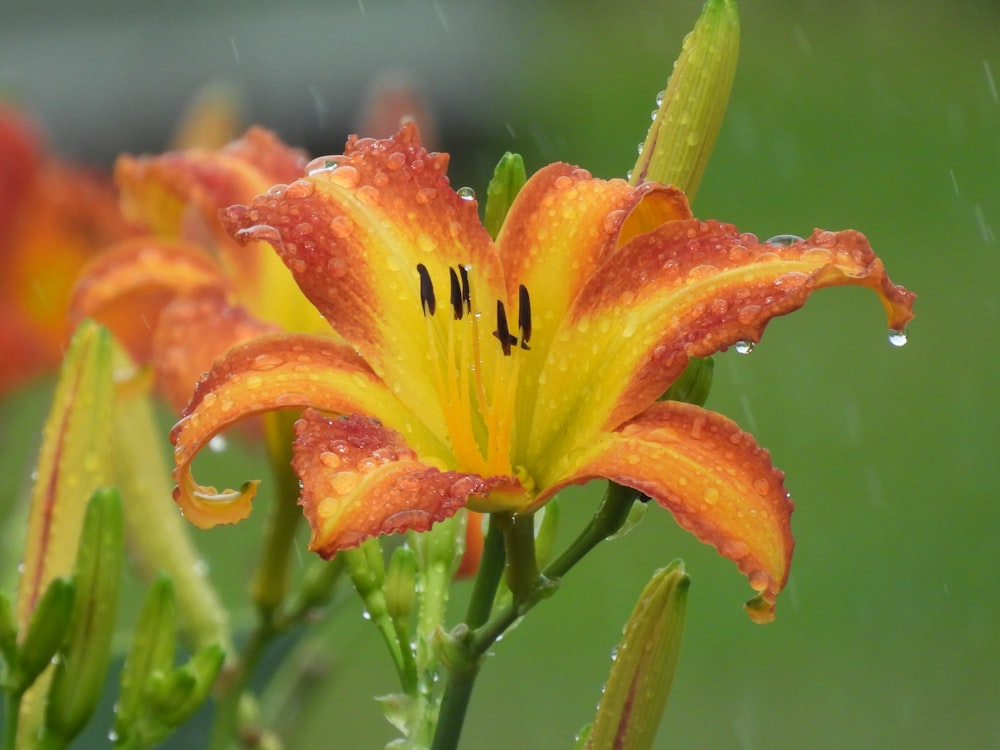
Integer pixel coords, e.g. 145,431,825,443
493,300,518,356
518,284,532,350
449,267,464,320
459,265,471,316
417,263,435,316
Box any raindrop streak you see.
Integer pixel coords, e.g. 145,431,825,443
734,340,754,355
229,37,240,64
765,234,803,247
888,329,908,347
984,60,998,104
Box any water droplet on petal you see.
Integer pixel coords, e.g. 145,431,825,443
734,340,755,355
703,486,720,505
888,329,908,347
765,234,804,247
457,186,476,201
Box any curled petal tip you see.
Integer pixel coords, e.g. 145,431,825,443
173,477,259,529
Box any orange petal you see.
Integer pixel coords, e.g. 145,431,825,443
530,222,916,464
455,511,485,578
495,167,690,457
116,127,307,305
220,122,504,439
152,289,279,412
69,237,229,363
170,333,449,528
293,410,498,558
540,401,793,622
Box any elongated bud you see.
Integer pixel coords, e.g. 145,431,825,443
115,575,177,738
146,644,225,729
13,578,74,692
17,319,114,630
484,151,527,239
385,545,417,626
15,320,115,745
43,487,124,744
630,0,739,199
585,561,690,750
111,341,232,654
0,591,18,669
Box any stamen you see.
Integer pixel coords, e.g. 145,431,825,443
449,267,464,320
493,300,518,356
417,263,435,316
518,284,532,350
459,265,471,316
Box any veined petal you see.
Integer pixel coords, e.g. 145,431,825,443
220,123,505,446
170,333,450,528
531,222,916,465
152,289,279,412
69,237,228,363
541,401,793,622
116,127,308,312
496,168,690,459
293,410,520,558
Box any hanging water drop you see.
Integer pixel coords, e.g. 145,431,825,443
888,329,908,347
734,340,755,355
208,435,228,453
457,186,476,201
765,234,804,247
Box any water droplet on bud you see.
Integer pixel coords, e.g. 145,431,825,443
655,89,666,106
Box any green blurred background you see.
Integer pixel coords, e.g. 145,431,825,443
2,0,998,747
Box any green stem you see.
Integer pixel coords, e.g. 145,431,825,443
464,517,505,629
497,513,540,610
251,412,304,617
475,483,636,653
209,412,304,749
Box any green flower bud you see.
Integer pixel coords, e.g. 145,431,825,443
13,578,74,693
147,644,225,729
385,545,417,626
585,561,690,750
114,575,177,740
0,590,20,671
484,151,527,239
631,0,740,200
660,356,715,406
43,487,124,744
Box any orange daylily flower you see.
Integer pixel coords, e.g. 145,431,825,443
170,123,915,619
0,105,136,391
70,126,328,411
